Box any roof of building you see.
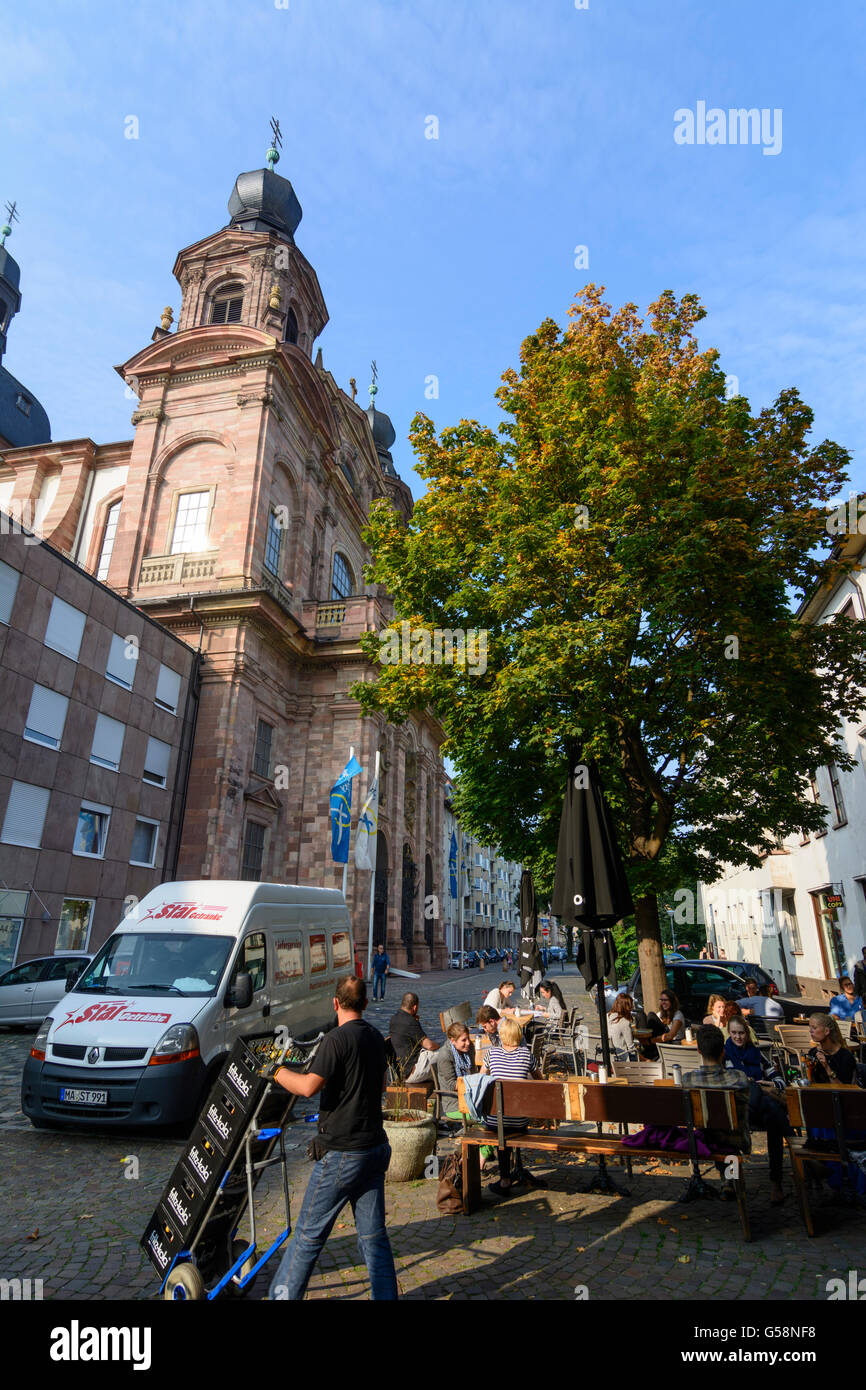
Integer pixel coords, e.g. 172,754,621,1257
228,167,302,240
0,364,51,448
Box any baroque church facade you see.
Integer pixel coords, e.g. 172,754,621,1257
0,154,449,970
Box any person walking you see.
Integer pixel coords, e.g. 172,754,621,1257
268,975,397,1301
370,943,390,1001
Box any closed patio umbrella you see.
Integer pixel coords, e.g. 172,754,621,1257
518,870,544,1003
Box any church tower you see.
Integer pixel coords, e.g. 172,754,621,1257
0,204,51,450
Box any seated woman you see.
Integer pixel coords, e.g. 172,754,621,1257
720,1000,758,1045
607,992,637,1061
537,980,566,1023
724,1015,764,1080
703,994,728,1027
480,1017,547,1195
805,1012,865,1196
483,979,517,1015
647,989,686,1044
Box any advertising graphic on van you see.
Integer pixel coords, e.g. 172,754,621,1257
139,902,227,922
55,1001,173,1032
310,934,327,973
274,937,303,984
332,931,352,968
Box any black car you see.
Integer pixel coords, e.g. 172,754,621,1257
683,959,827,1025
627,960,825,1028
464,951,480,968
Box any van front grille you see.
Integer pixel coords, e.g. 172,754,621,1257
52,1045,87,1060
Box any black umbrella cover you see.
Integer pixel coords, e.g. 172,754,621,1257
518,869,544,995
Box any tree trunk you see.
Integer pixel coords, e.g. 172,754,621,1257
635,893,666,1015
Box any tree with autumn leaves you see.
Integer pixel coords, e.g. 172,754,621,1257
352,286,866,1010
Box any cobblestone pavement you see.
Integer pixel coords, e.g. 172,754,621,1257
0,965,861,1302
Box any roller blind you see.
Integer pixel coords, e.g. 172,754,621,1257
24,684,69,748
44,597,86,661
1,782,51,848
91,713,125,770
155,664,181,714
0,558,19,625
106,632,134,688
143,736,170,786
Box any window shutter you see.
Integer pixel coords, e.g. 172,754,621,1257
44,597,86,661
143,736,171,785
91,713,125,769
0,558,19,624
1,782,51,847
155,664,181,713
25,685,69,746
106,632,134,688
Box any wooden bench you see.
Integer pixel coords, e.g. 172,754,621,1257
784,1084,866,1236
457,1078,751,1239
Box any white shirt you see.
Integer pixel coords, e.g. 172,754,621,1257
737,995,783,1020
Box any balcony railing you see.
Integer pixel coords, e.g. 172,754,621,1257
316,602,346,626
139,552,219,586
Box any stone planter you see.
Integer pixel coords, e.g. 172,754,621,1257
382,1108,436,1182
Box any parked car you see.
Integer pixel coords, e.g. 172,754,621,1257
705,959,778,995
464,951,480,968
627,960,825,1028
0,955,91,1027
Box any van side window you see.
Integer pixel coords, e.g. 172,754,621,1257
274,935,303,983
331,931,351,970
235,933,267,992
309,933,328,974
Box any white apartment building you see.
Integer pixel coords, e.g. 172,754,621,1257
442,783,522,956
699,527,866,996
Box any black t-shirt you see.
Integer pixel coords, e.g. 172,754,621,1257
312,1019,387,1152
389,1009,425,1068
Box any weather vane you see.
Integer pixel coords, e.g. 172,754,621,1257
267,117,282,171
1,200,19,249
369,359,378,402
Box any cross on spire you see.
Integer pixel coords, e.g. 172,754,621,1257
267,117,282,171
1,200,19,248
369,359,378,402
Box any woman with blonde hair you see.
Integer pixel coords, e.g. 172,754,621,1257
807,1012,856,1085
480,1016,546,1195
703,994,727,1027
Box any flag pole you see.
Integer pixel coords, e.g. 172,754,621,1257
365,749,380,979
459,829,465,969
341,745,354,903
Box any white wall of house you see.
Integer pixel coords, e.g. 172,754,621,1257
699,553,866,993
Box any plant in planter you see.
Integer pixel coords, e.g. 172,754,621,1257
382,1055,436,1182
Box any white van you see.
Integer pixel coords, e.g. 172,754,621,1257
21,881,353,1130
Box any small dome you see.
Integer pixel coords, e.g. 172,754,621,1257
0,246,21,293
366,403,398,477
228,168,302,239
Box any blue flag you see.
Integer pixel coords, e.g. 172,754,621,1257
449,831,458,898
330,755,362,863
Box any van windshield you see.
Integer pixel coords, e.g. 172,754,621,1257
75,933,233,997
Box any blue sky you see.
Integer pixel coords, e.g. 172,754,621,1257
3,0,865,500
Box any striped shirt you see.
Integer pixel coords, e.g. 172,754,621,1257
483,1044,538,1131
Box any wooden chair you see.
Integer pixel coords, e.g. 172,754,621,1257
774,1025,812,1078
439,1001,472,1033
785,1085,866,1235
429,1061,464,1130
656,1042,692,1078
612,1059,663,1084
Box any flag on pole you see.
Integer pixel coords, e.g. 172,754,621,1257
330,755,362,863
355,770,379,871
460,854,470,897
449,832,458,898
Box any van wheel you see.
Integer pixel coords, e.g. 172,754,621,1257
164,1264,205,1300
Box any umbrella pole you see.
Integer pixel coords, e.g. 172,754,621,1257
579,945,630,1197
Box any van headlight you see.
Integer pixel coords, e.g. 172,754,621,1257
148,1023,200,1066
31,1016,53,1061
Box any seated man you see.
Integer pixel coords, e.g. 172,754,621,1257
682,1024,790,1206
737,977,784,1026
388,992,438,1083
476,1004,501,1048
829,976,864,1023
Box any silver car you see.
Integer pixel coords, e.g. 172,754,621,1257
0,956,91,1026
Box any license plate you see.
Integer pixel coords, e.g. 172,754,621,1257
60,1088,108,1106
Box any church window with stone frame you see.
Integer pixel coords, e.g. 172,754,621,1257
264,507,283,576
253,719,273,778
331,551,354,601
340,459,357,495
284,305,299,345
241,820,266,880
170,490,210,554
209,288,243,325
96,500,121,581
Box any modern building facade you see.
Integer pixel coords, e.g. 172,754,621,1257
442,786,522,958
699,527,866,995
0,523,199,969
0,148,450,970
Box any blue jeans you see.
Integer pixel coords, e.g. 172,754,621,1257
269,1142,397,1300
372,972,387,999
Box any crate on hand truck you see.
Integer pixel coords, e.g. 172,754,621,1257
140,1030,323,1300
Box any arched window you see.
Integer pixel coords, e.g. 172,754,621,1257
96,501,121,581
209,285,244,325
284,306,299,345
331,552,354,600
340,460,356,494
264,506,283,576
